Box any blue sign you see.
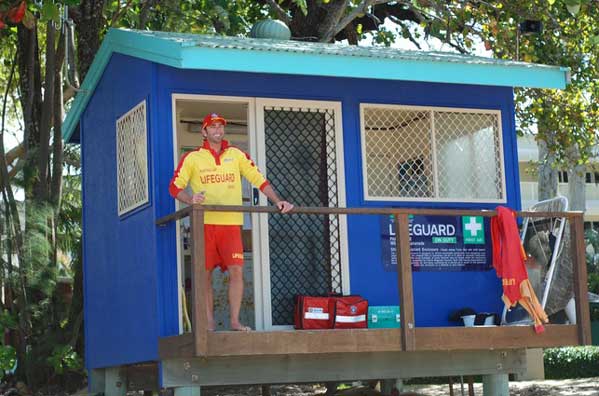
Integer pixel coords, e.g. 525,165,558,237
381,215,493,272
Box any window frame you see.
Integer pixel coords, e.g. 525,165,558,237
359,103,507,203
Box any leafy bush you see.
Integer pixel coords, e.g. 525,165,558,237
544,346,599,378
591,304,599,322
584,229,599,296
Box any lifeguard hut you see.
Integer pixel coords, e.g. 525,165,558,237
62,28,591,396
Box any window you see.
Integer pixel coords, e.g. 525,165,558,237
586,172,592,183
558,171,568,183
360,104,505,202
116,100,149,215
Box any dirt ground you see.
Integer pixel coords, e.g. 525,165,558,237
201,378,599,396
404,377,599,395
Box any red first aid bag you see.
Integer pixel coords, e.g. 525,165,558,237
294,295,332,329
331,296,368,329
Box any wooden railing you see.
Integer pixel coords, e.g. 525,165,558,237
156,206,592,358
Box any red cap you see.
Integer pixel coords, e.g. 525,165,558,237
202,113,227,129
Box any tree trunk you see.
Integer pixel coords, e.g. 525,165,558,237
537,137,558,201
568,168,585,211
74,0,106,81
51,31,66,208
36,22,58,202
17,24,43,203
288,0,348,41
567,144,586,212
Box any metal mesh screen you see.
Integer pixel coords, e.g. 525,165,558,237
362,105,504,201
435,111,503,200
116,100,149,215
264,106,342,325
522,198,573,319
364,107,433,198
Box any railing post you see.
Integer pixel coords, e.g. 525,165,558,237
190,205,208,356
570,213,592,345
395,213,415,351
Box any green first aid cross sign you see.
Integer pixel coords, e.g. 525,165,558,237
462,216,485,244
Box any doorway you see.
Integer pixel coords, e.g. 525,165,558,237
171,94,348,332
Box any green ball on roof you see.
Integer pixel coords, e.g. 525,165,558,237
250,19,291,41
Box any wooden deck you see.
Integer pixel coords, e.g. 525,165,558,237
158,324,579,359
156,206,592,360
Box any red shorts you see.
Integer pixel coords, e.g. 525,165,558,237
204,224,244,272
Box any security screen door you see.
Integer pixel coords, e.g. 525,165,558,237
255,99,348,329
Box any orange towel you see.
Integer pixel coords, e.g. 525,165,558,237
491,206,548,333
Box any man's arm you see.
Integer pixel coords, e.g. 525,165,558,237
236,149,293,213
175,190,205,206
261,185,293,213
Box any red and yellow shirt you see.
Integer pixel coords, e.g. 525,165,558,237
169,139,269,225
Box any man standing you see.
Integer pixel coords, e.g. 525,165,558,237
169,113,293,331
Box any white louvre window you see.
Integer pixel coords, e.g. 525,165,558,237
361,104,505,202
116,100,149,215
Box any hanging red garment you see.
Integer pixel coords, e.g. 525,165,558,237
491,206,548,333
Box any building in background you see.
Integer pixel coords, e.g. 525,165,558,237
518,134,599,229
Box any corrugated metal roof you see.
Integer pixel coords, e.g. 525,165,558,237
63,28,570,142
131,29,560,71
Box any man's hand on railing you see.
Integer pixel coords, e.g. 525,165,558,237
191,192,206,204
276,201,294,213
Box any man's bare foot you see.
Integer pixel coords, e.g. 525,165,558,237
207,319,216,331
230,323,251,331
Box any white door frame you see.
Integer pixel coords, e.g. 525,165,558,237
170,93,260,333
255,98,349,330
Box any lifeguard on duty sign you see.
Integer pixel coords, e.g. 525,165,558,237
381,214,492,272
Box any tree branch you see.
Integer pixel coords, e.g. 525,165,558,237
328,0,392,42
51,30,65,208
265,0,291,24
5,143,24,167
1,51,24,253
111,0,136,26
390,18,422,49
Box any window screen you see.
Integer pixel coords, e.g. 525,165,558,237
361,104,505,202
116,100,149,215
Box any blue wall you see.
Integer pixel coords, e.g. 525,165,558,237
82,54,520,369
82,54,159,369
154,65,519,331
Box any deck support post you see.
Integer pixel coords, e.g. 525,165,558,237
174,386,202,396
570,213,592,344
105,367,127,396
191,206,208,355
395,213,415,351
482,373,509,396
88,368,105,395
380,379,403,394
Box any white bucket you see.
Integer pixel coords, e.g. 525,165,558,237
461,314,476,327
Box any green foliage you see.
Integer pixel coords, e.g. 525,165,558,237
291,0,308,16
483,3,598,167
40,2,61,24
0,310,17,380
591,303,599,322
584,229,599,320
0,346,17,379
46,345,82,375
107,0,267,36
585,229,599,293
544,346,599,378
